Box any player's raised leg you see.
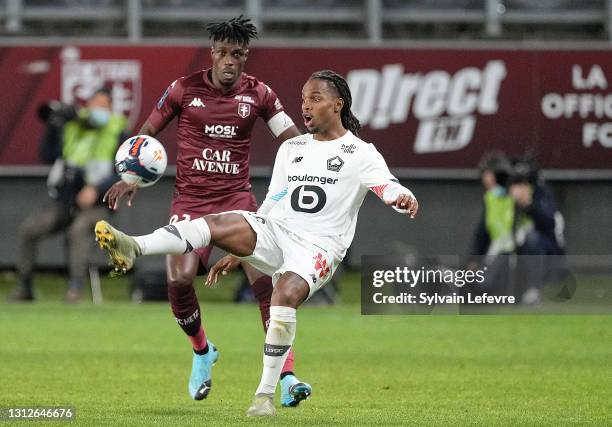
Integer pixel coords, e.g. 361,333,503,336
94,213,257,271
242,263,311,407
246,272,310,417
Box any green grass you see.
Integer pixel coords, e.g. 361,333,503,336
0,272,611,425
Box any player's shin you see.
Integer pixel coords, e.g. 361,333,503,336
168,285,207,350
134,218,211,256
251,277,296,374
255,306,297,396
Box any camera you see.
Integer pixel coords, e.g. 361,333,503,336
478,151,512,188
509,156,539,186
37,100,77,127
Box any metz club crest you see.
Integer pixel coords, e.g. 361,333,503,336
238,102,251,118
60,47,142,127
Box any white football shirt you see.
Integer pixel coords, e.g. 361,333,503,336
258,131,413,257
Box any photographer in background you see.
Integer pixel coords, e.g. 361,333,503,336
507,157,566,304
9,88,128,302
468,152,566,305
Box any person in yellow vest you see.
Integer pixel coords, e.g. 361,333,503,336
9,89,127,302
468,153,565,305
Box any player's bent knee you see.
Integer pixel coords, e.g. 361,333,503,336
272,273,309,308
167,274,195,288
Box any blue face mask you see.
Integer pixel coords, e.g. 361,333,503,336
492,185,507,197
88,108,111,128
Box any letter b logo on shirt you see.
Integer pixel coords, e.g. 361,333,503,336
291,185,326,213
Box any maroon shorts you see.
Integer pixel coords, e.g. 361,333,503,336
169,191,259,267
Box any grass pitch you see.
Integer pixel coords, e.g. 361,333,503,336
0,273,610,426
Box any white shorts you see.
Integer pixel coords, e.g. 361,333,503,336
231,210,340,299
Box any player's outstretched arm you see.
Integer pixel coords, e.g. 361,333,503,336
360,144,419,219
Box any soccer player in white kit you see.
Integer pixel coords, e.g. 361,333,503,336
94,70,419,417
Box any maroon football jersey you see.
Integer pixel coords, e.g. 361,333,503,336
148,69,286,197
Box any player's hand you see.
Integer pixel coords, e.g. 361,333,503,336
386,193,419,218
103,180,139,210
205,254,241,287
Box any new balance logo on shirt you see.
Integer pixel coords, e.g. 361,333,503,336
188,98,205,108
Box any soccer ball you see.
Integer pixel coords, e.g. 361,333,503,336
115,135,167,188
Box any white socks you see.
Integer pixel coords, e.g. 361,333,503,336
255,306,297,396
134,218,211,256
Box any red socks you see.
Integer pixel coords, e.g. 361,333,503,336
168,285,207,351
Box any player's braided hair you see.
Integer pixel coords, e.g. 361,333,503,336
206,15,258,46
310,70,361,136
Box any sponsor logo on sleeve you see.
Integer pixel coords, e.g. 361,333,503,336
157,86,170,110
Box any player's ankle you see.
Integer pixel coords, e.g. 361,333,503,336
280,371,294,380
193,344,209,355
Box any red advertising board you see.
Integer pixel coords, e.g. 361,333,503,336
1,46,611,169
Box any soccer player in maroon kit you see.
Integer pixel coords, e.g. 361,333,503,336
104,16,310,405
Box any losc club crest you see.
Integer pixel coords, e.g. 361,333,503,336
327,156,344,172
60,47,142,127
238,102,251,118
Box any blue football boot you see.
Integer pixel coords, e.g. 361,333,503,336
188,341,219,400
280,374,311,407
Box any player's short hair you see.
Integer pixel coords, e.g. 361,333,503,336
206,15,258,46
309,70,361,136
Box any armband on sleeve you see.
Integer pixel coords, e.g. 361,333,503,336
266,111,295,138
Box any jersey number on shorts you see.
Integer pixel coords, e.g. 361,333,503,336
169,214,191,224
290,185,326,213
